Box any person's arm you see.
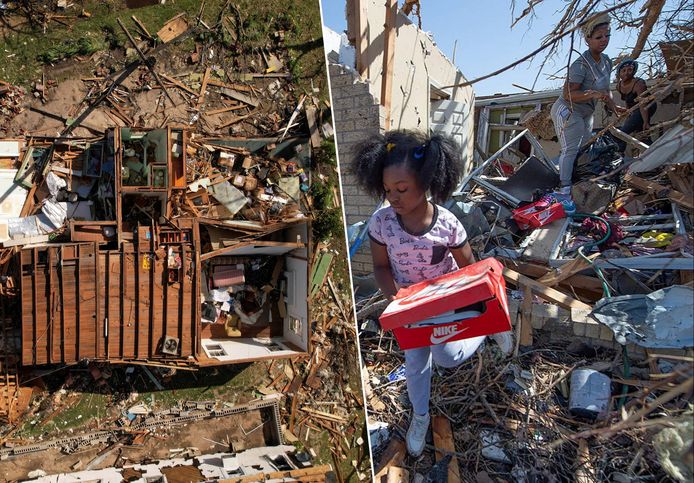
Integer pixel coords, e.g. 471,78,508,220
371,239,398,301
603,89,626,115
563,81,605,104
634,79,651,130
450,242,475,269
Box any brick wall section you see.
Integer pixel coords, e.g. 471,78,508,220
329,63,384,275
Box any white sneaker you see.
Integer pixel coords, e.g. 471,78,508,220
406,412,430,457
490,331,514,355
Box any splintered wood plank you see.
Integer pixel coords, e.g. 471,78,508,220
305,106,322,149
196,66,211,109
626,174,694,211
519,285,533,347
374,438,406,481
157,13,189,43
432,415,461,483
354,0,368,77
537,253,598,287
310,252,333,299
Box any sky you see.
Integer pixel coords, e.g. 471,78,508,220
319,1,649,97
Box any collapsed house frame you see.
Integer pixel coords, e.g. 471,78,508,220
1,127,314,369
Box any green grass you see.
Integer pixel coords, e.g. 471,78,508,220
0,0,213,85
133,363,270,410
0,0,327,95
15,392,111,438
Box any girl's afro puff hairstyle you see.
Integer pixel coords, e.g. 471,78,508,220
351,130,463,205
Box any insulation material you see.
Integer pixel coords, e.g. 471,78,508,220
208,181,247,216
7,216,42,238
41,200,94,229
45,171,66,198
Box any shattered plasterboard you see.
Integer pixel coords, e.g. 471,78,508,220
0,169,29,242
0,170,29,219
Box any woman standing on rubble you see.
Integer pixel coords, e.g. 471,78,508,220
545,12,623,214
616,58,656,143
352,131,513,458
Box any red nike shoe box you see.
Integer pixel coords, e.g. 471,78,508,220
512,200,566,230
379,258,511,350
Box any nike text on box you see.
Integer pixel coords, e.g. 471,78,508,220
379,258,512,350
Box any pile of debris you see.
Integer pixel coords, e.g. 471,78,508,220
0,81,25,133
256,244,371,482
357,122,693,482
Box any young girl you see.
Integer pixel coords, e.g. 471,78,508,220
352,130,512,457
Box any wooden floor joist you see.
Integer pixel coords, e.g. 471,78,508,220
502,267,592,311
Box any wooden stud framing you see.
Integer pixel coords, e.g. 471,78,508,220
381,0,397,129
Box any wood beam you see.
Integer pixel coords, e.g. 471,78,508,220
626,174,694,211
105,251,110,360
95,242,100,359
354,0,369,77
47,248,54,365
31,248,38,366
503,267,592,311
381,0,397,129
75,246,81,361
432,415,461,482
119,246,125,359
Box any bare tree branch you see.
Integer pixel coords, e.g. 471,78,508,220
441,0,639,89
629,0,666,59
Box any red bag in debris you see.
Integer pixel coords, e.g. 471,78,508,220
512,200,566,230
379,258,512,350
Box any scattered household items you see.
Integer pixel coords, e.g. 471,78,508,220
569,368,612,419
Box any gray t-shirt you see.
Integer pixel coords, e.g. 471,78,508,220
558,50,612,118
368,204,467,287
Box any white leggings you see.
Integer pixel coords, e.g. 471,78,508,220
551,99,593,188
405,336,486,415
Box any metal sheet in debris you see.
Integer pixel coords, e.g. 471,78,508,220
208,181,247,216
496,156,559,203
629,124,694,173
591,285,694,348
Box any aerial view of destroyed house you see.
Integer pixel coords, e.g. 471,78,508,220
0,1,369,481
5,127,311,367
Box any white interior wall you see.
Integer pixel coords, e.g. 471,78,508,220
201,338,300,361
360,0,475,164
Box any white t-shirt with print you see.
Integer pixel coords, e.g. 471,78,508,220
368,204,467,287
